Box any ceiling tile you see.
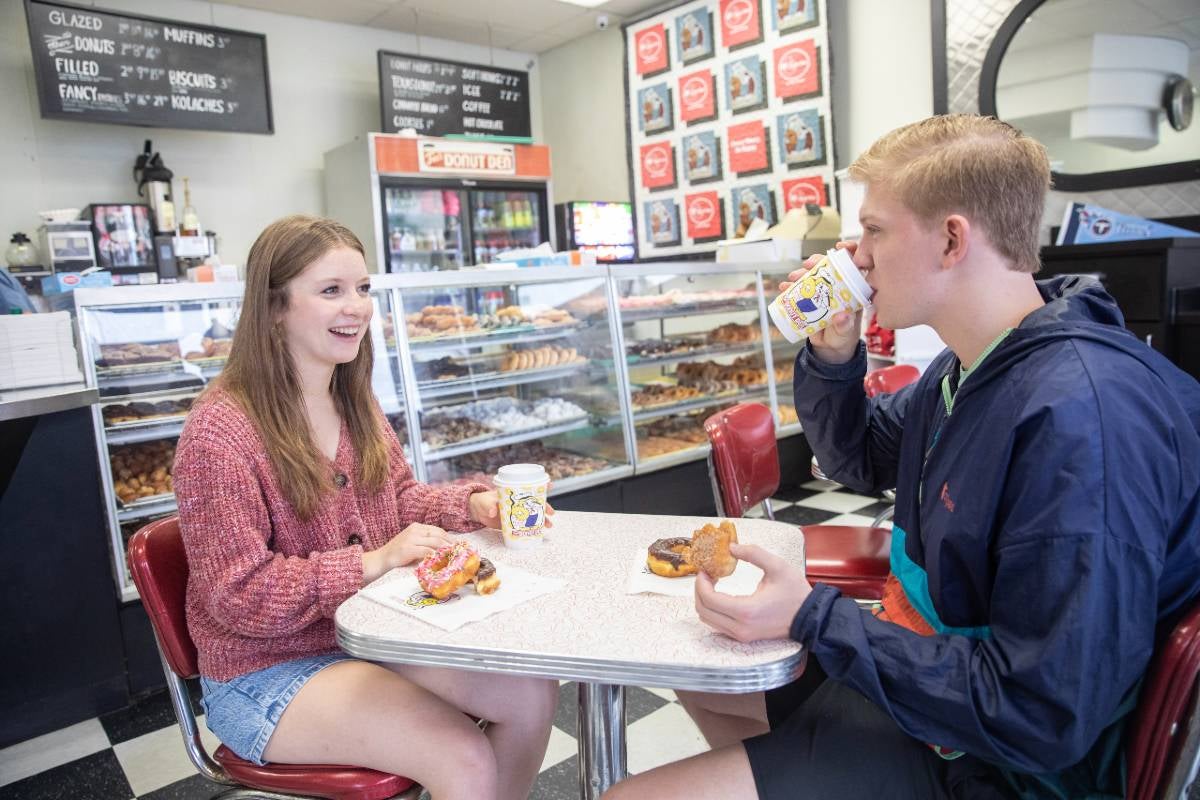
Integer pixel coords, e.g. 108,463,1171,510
487,0,588,29
598,0,673,18
215,0,395,26
510,30,575,53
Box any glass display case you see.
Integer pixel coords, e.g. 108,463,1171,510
608,263,791,470
375,268,633,494
74,265,802,601
76,283,404,601
758,266,804,434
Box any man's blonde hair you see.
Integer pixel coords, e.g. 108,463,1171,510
847,115,1050,272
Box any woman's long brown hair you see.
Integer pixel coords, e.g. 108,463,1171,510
217,215,388,519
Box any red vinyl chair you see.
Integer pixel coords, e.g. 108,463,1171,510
705,403,890,600
127,517,421,800
863,363,921,399
1126,596,1200,800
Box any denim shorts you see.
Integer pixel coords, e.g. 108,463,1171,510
199,653,356,765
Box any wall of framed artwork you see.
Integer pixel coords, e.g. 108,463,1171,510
625,0,837,259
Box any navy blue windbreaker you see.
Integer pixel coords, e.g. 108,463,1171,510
790,276,1200,797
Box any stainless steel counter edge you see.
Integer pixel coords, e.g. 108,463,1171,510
0,384,98,421
335,625,805,693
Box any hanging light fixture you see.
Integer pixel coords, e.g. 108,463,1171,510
997,33,1190,151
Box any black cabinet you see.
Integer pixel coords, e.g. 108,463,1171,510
1039,238,1200,379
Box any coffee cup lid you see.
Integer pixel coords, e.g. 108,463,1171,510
495,464,549,485
826,248,874,307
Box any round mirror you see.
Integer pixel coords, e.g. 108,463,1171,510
980,0,1200,191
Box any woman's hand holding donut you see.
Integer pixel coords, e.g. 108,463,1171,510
362,523,455,584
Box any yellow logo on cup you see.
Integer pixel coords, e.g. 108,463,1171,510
500,487,546,537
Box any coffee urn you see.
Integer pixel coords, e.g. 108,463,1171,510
133,139,176,235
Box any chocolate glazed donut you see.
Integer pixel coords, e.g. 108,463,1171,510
647,537,699,578
473,557,501,595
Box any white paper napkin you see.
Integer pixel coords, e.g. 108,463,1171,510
625,548,764,597
359,561,564,631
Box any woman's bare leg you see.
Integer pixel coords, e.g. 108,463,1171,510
675,690,769,749
387,663,559,800
601,741,759,800
263,659,498,799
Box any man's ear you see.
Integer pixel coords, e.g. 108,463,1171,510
941,214,970,269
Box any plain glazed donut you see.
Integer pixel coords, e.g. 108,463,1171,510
472,557,501,595
647,537,698,578
417,541,481,599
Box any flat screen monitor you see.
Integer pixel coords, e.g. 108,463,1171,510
565,201,636,262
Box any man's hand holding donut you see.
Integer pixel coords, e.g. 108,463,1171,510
694,543,813,642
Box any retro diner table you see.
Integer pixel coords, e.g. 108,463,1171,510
335,510,807,799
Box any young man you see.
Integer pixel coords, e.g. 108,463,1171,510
604,115,1200,799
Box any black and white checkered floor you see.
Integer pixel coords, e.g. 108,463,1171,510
0,481,889,800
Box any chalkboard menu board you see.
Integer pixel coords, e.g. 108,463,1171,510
378,51,531,141
25,0,273,134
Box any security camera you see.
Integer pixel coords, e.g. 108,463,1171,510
595,14,610,30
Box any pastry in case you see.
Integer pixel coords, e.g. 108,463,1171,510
102,396,195,425
110,439,176,505
95,341,182,368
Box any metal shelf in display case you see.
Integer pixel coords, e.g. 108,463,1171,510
607,262,794,472
371,267,635,489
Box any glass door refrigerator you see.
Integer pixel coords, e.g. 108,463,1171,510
324,134,555,274
381,183,467,272
469,187,547,265
381,183,548,271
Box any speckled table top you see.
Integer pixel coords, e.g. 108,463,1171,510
336,510,807,691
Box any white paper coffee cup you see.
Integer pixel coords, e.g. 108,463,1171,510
493,464,550,549
767,248,873,343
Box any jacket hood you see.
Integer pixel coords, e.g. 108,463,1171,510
945,274,1150,393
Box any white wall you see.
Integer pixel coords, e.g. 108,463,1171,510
535,0,934,208
538,26,630,204
0,0,541,267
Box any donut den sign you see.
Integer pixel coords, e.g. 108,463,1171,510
418,140,516,175
781,175,827,209
774,39,820,99
720,0,762,49
678,69,715,123
635,24,669,76
639,141,676,189
685,191,722,239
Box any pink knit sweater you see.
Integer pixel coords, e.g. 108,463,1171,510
173,388,487,681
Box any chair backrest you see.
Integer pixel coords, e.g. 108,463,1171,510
864,363,920,398
127,516,199,679
704,403,780,518
1127,595,1200,800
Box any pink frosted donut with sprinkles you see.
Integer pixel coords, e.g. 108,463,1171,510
416,541,481,600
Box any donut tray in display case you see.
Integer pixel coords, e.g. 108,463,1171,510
373,268,635,496
608,263,793,471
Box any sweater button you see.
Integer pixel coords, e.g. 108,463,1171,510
347,533,362,545
334,472,348,489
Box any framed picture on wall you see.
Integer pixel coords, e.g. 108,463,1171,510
776,108,826,168
724,55,767,114
638,83,674,133
772,0,820,34
675,8,715,64
86,204,156,271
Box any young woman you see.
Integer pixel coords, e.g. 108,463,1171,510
174,214,558,799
